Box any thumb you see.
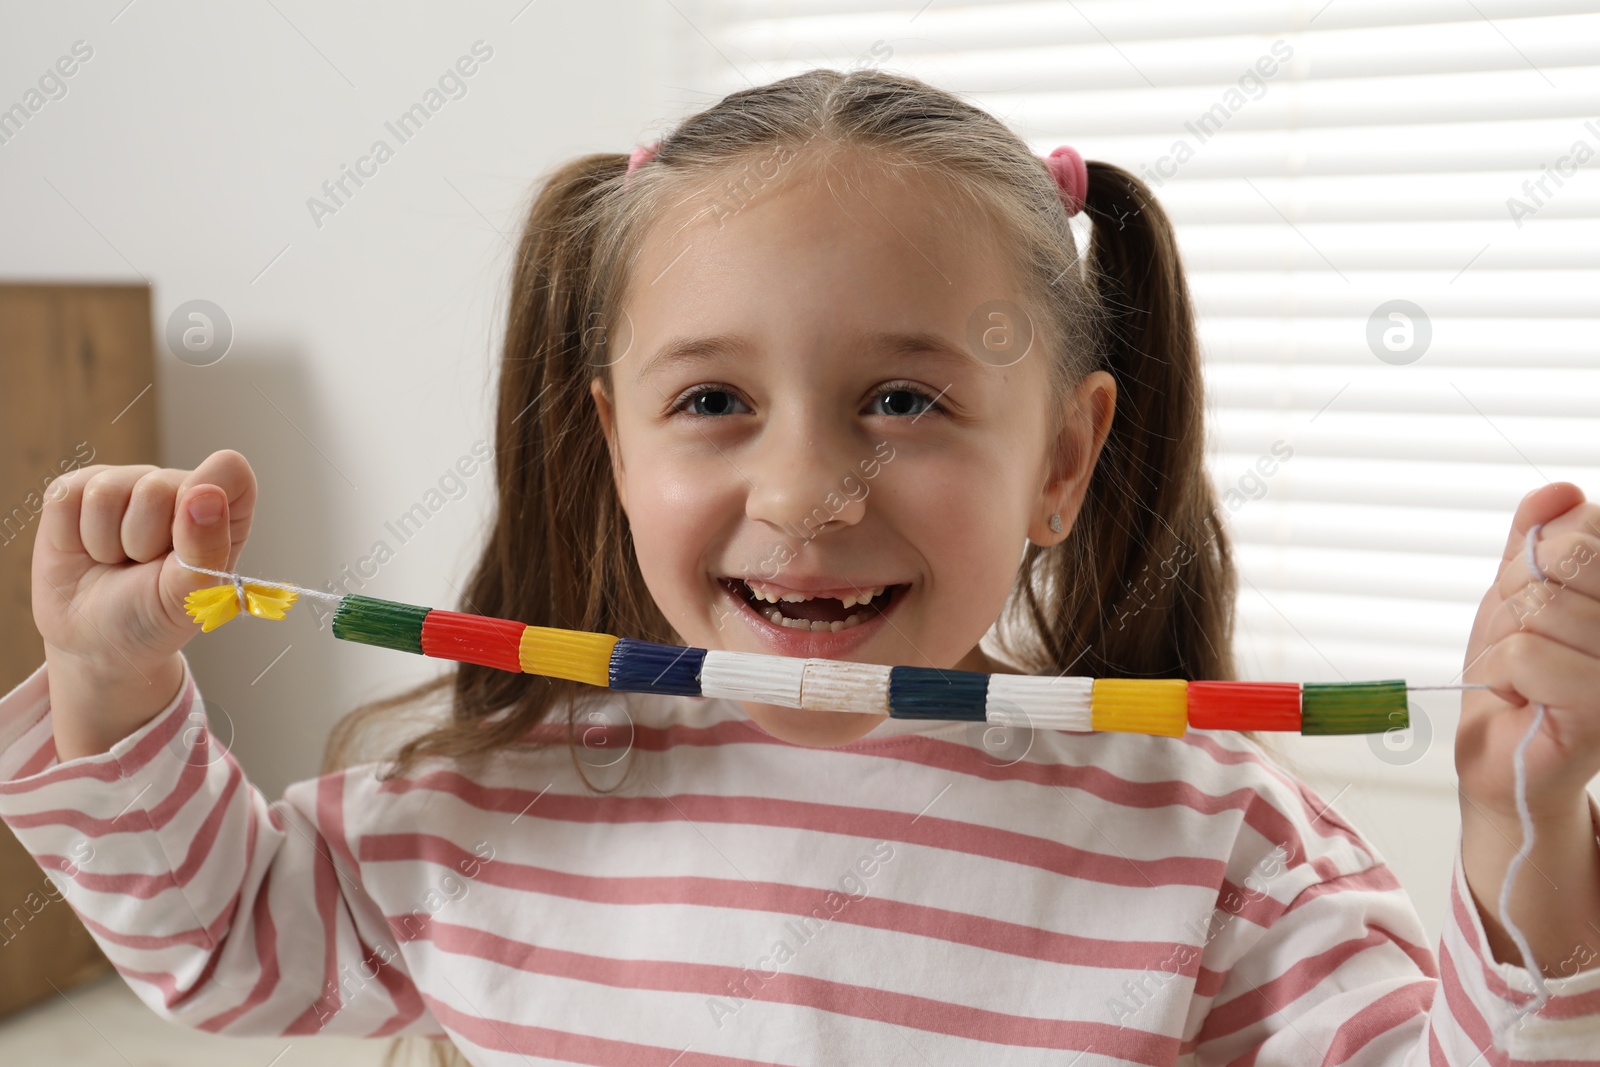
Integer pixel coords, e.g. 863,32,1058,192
162,484,234,621
1496,481,1586,565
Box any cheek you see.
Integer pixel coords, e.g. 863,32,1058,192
616,444,742,616
886,448,1032,609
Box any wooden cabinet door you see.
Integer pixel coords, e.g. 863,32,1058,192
0,283,158,1019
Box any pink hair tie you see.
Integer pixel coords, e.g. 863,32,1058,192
1043,144,1087,216
628,141,659,171
623,140,660,189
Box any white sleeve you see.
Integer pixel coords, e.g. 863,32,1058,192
1195,828,1600,1064
0,655,446,1040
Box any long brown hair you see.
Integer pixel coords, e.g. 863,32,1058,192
331,66,1237,1067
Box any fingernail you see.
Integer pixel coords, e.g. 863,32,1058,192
188,492,223,526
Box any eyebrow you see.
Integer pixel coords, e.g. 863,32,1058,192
634,329,982,382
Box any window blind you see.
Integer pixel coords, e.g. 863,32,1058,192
686,0,1600,780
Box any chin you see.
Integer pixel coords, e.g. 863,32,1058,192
739,701,889,747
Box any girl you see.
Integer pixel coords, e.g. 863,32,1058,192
4,67,1600,1066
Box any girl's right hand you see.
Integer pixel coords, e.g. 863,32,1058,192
32,449,257,761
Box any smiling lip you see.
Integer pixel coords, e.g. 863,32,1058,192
719,577,904,657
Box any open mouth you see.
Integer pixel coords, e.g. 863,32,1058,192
721,578,902,633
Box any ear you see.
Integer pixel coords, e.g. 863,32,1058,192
589,377,627,510
1028,370,1116,546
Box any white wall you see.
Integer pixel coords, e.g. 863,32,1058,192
8,1,1564,953
0,0,698,799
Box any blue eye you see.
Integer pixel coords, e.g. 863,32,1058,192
670,383,945,419
673,385,749,417
872,384,941,418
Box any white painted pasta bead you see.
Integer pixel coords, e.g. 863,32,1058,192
799,659,892,714
985,674,1093,732
698,650,806,707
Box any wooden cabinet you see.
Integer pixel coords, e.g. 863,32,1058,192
0,284,158,1019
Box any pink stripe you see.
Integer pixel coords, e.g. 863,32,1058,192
119,960,219,1013
196,822,286,1032
408,917,1182,1064
1428,1027,1448,1066
380,772,1226,890
311,774,429,1037
422,992,785,1067
1322,980,1433,1065
845,734,1328,872
38,762,246,898
1180,732,1370,853
5,755,228,838
0,678,197,795
143,747,215,826
1448,868,1600,1019
284,798,346,1035
362,831,1187,973
110,806,260,1019
79,901,231,950
317,774,358,871
594,718,1355,873
1194,867,1426,1005
1197,930,1394,1046
1211,853,1360,932
365,955,429,1038
1282,864,1407,916
140,748,240,888
1437,941,1507,1067
1440,941,1600,1065
0,755,124,789
1278,868,1436,980
15,734,57,779
115,675,201,771
1194,966,1228,1000
122,824,260,1019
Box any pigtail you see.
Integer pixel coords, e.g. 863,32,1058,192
325,152,670,785
1010,161,1238,685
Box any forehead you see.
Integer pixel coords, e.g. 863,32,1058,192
619,152,1024,361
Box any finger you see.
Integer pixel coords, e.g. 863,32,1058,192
1493,524,1600,606
1479,580,1600,663
36,465,111,561
1540,499,1600,542
121,469,184,563
78,466,161,565
1468,484,1592,659
1495,482,1587,565
160,484,234,627
177,449,256,573
1468,629,1600,719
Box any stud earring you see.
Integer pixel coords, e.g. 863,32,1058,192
1048,513,1063,534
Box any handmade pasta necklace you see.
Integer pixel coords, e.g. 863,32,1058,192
179,561,1480,738
174,524,1559,1025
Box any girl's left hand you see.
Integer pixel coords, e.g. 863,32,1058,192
1457,481,1600,822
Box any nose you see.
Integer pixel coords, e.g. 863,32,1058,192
743,409,869,538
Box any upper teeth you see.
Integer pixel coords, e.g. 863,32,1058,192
747,584,886,609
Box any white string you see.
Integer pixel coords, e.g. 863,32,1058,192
1497,523,1553,1034
179,559,1509,691
174,558,346,603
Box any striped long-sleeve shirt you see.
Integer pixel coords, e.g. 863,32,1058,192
2,654,1598,1065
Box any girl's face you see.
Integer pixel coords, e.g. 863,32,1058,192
592,153,1115,747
